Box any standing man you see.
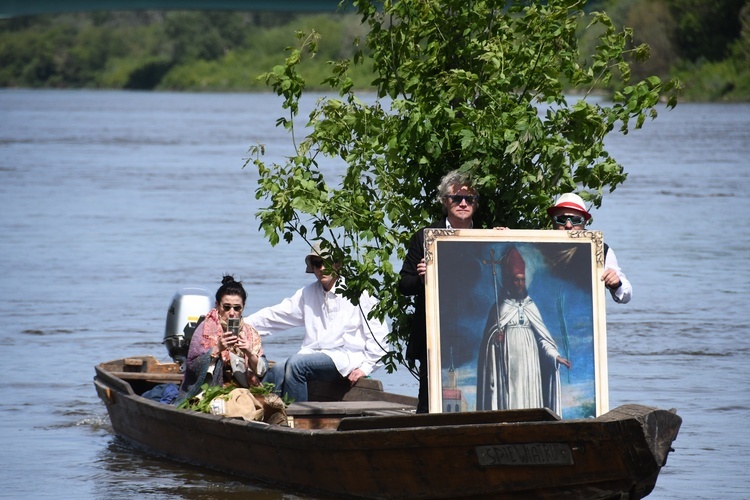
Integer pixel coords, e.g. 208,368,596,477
246,243,388,402
399,170,479,413
476,246,571,415
548,193,632,304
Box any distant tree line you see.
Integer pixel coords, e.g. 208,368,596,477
596,0,749,100
0,11,369,90
0,1,748,100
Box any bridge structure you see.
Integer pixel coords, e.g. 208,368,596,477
0,0,348,18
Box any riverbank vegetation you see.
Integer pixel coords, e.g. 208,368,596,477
1,0,748,101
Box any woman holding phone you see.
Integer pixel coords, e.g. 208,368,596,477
180,275,266,396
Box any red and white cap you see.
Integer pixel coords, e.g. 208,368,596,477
547,193,591,220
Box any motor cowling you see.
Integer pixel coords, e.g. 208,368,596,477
163,287,213,369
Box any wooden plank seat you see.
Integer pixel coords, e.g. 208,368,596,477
285,400,415,430
108,372,184,383
287,400,415,417
336,407,560,432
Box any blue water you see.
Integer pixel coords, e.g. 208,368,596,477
0,89,748,498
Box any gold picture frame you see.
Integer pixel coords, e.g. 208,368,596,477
424,229,609,418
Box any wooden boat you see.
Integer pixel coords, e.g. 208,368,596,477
94,355,681,499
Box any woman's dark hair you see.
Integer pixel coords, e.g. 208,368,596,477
215,274,247,305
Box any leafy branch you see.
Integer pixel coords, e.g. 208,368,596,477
247,0,680,374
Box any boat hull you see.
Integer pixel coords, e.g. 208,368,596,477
94,356,681,499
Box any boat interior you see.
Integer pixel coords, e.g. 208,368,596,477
96,355,424,431
96,356,563,432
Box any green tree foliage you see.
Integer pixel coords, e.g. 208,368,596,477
248,0,679,372
0,16,107,86
0,11,300,89
600,0,749,100
164,12,247,63
623,0,677,81
2,5,747,99
158,13,370,91
735,2,750,63
665,0,746,61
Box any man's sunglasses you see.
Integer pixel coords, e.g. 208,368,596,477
309,257,325,269
444,194,478,205
553,215,586,226
221,304,243,312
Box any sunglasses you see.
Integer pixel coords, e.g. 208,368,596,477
309,257,325,269
444,194,478,205
553,215,586,226
221,304,243,312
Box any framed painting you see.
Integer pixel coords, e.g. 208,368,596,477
424,229,608,418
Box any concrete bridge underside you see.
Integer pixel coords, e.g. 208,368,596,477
0,1,347,18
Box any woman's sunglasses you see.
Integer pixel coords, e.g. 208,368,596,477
221,304,243,312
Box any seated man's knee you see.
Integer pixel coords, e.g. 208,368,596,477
263,360,286,395
285,353,307,379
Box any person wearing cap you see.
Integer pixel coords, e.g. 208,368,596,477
244,242,388,403
399,169,479,413
547,193,632,304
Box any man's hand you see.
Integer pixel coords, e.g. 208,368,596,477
601,269,622,290
416,258,426,283
557,356,572,369
348,368,366,386
493,327,505,345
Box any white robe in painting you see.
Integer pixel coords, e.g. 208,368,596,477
476,295,562,416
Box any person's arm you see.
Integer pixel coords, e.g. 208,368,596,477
526,300,568,368
185,321,211,366
238,324,264,374
604,248,632,304
245,287,306,335
185,321,221,365
354,293,389,378
181,321,217,391
398,228,426,296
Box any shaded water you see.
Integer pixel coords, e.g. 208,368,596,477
0,89,748,498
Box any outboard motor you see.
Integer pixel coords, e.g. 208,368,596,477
163,287,213,369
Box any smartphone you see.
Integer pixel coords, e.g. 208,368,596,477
228,318,241,336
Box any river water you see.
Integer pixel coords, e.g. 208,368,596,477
0,89,748,499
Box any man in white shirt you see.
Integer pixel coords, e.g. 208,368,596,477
245,243,388,402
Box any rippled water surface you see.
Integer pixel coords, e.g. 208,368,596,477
0,89,748,498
